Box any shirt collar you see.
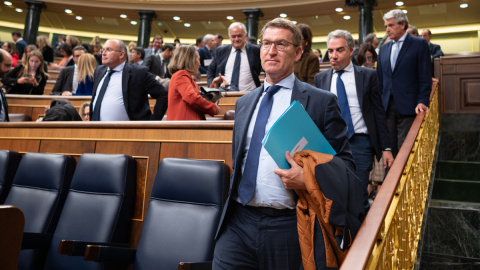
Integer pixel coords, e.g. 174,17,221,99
263,73,295,92
333,62,354,74
395,32,408,44
109,61,126,72
230,45,246,53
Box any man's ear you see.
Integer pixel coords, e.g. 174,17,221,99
294,46,303,62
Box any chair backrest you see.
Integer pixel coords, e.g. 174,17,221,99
42,153,136,270
0,205,25,270
4,152,75,270
133,158,230,270
0,150,21,204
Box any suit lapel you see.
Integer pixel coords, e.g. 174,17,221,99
394,34,412,72
291,78,309,109
384,42,394,75
91,66,108,105
353,65,364,108
323,69,334,91
122,63,131,112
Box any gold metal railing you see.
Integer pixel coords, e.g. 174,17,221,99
341,80,440,270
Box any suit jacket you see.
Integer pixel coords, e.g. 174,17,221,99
314,65,391,160
41,46,54,63
143,54,171,79
215,77,355,238
144,48,161,60
207,44,262,88
16,39,27,59
198,46,214,74
377,34,432,115
429,43,444,59
51,66,74,95
90,63,168,120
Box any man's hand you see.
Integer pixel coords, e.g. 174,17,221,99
210,73,228,88
61,91,72,96
382,151,394,168
415,103,429,114
274,151,306,190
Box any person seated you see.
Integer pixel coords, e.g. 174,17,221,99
2,50,48,95
20,45,37,67
166,45,220,120
49,43,73,70
355,43,377,69
79,102,90,121
313,49,323,63
62,53,96,96
42,99,82,121
36,35,54,64
294,23,320,85
2,41,19,67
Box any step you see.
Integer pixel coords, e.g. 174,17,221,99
431,178,480,203
435,160,480,181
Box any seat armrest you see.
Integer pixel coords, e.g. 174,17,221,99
21,232,53,249
178,261,212,270
84,245,136,264
58,240,129,256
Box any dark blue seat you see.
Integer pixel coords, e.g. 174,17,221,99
0,150,21,204
43,153,136,270
84,158,230,270
4,152,75,270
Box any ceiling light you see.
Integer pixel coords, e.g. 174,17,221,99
460,3,468,8
335,8,343,12
157,22,162,26
130,21,137,25
65,9,72,14
120,14,127,19
395,1,404,6
4,1,12,6
76,16,82,20
279,13,287,18
292,21,297,24
184,23,191,27
343,15,351,20
402,9,408,13
15,8,22,12
173,16,180,21
226,16,234,20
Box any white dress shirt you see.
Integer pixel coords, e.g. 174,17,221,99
72,64,78,94
390,32,408,70
330,62,368,134
224,45,256,91
238,73,296,209
92,62,130,121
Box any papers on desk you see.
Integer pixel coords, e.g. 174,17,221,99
263,100,336,169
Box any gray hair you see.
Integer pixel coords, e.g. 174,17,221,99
107,39,129,62
260,18,302,47
228,22,247,37
203,34,214,44
383,9,409,30
327,30,355,50
364,33,377,44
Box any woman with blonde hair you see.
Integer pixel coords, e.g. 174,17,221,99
62,53,97,96
36,35,54,63
79,102,90,121
166,45,219,120
2,50,48,95
90,36,101,46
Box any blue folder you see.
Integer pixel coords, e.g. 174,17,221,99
263,100,336,169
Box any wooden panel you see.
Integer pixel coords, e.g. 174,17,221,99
159,142,232,168
39,140,96,154
462,79,480,108
0,139,40,153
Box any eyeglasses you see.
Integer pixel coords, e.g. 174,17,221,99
366,56,373,61
260,40,295,51
101,48,122,54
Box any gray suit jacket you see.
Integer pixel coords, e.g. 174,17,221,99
215,77,355,238
51,66,75,95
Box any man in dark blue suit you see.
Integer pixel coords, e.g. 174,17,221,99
314,29,393,211
11,31,27,59
198,34,215,74
377,9,432,156
420,29,444,59
207,22,261,91
213,18,357,270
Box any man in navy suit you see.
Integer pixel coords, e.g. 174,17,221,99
420,29,444,59
213,18,356,270
90,39,168,121
11,31,27,59
377,9,432,156
198,34,215,74
314,30,394,211
207,22,261,91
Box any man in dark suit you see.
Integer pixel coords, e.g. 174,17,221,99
144,43,174,89
377,9,432,156
51,46,86,95
207,22,261,91
90,39,168,121
198,34,215,74
421,29,444,59
0,49,13,122
11,31,27,59
143,35,163,59
314,29,394,210
213,18,356,270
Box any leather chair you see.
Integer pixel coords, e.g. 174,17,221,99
84,158,230,270
0,205,25,270
43,153,136,270
223,110,235,120
0,150,21,204
4,152,75,270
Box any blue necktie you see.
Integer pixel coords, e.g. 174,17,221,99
91,70,116,121
238,85,281,205
336,70,354,139
230,49,241,91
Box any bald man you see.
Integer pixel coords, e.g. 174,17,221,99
0,49,13,121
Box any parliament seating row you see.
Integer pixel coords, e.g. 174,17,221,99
0,150,229,269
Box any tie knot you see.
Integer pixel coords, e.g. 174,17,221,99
108,70,116,75
236,49,241,53
266,85,281,95
336,70,345,77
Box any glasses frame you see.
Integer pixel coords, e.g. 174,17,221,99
101,48,123,54
260,39,296,51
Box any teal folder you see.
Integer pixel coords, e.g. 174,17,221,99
263,100,336,169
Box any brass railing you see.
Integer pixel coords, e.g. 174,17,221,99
341,80,439,270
